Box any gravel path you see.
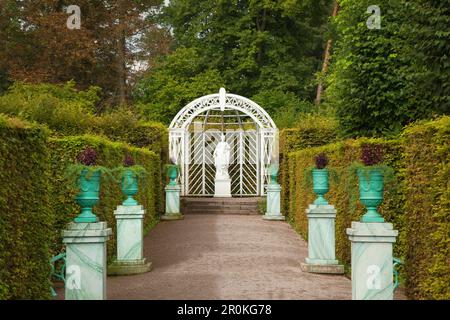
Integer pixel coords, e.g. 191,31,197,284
106,214,352,300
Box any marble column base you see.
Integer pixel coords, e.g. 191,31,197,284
347,222,398,300
62,222,112,300
303,204,343,274
263,183,284,221
115,205,145,261
301,262,344,274
165,184,181,215
214,178,231,197
112,205,150,276
161,213,184,221
108,258,152,276
262,214,285,221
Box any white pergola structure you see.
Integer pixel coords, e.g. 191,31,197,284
169,88,279,197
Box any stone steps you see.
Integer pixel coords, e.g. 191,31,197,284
181,197,263,215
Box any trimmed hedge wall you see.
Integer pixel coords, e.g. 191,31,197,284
93,119,168,164
0,115,53,299
402,117,450,300
280,115,338,215
285,138,404,271
48,135,163,261
283,116,450,300
0,83,168,157
0,116,164,299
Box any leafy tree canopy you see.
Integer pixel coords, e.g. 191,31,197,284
325,0,450,137
136,0,334,124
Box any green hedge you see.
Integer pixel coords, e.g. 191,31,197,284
402,117,450,299
280,114,338,215
0,115,53,299
92,114,168,163
286,138,404,271
48,134,163,261
283,116,450,300
0,83,168,156
0,115,164,299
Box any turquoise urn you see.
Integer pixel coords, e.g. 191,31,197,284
122,169,139,206
167,165,179,186
268,164,279,185
312,168,329,205
358,168,384,223
74,169,101,223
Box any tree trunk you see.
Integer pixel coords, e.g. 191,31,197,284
117,27,127,106
315,2,340,106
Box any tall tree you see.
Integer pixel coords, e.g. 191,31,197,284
160,0,333,99
135,0,334,123
0,0,167,107
325,0,450,137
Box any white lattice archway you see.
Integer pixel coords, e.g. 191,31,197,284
169,88,278,197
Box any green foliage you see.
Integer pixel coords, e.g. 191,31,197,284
284,138,404,278
325,0,450,137
48,135,163,263
112,165,149,181
0,69,11,95
0,115,53,299
0,115,164,299
134,47,225,124
257,198,266,216
136,0,334,123
251,90,315,128
401,116,450,299
279,113,339,214
0,82,168,156
0,82,99,135
94,109,168,160
279,113,339,156
64,164,114,190
282,116,450,299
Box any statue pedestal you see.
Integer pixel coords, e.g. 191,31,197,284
214,178,231,198
347,222,398,300
108,205,152,276
161,184,184,220
301,204,344,274
263,183,284,221
62,222,112,300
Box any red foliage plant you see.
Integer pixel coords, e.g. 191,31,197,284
314,152,328,169
76,147,97,166
124,153,135,167
360,144,383,166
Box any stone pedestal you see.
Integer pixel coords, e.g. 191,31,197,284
161,184,184,220
301,204,344,274
347,222,398,300
108,205,152,276
214,178,231,197
263,183,284,221
62,222,112,300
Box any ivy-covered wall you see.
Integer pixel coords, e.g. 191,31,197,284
283,116,450,300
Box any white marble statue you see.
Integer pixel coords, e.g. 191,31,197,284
214,135,231,179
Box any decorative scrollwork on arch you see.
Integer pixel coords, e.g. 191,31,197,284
169,89,277,131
